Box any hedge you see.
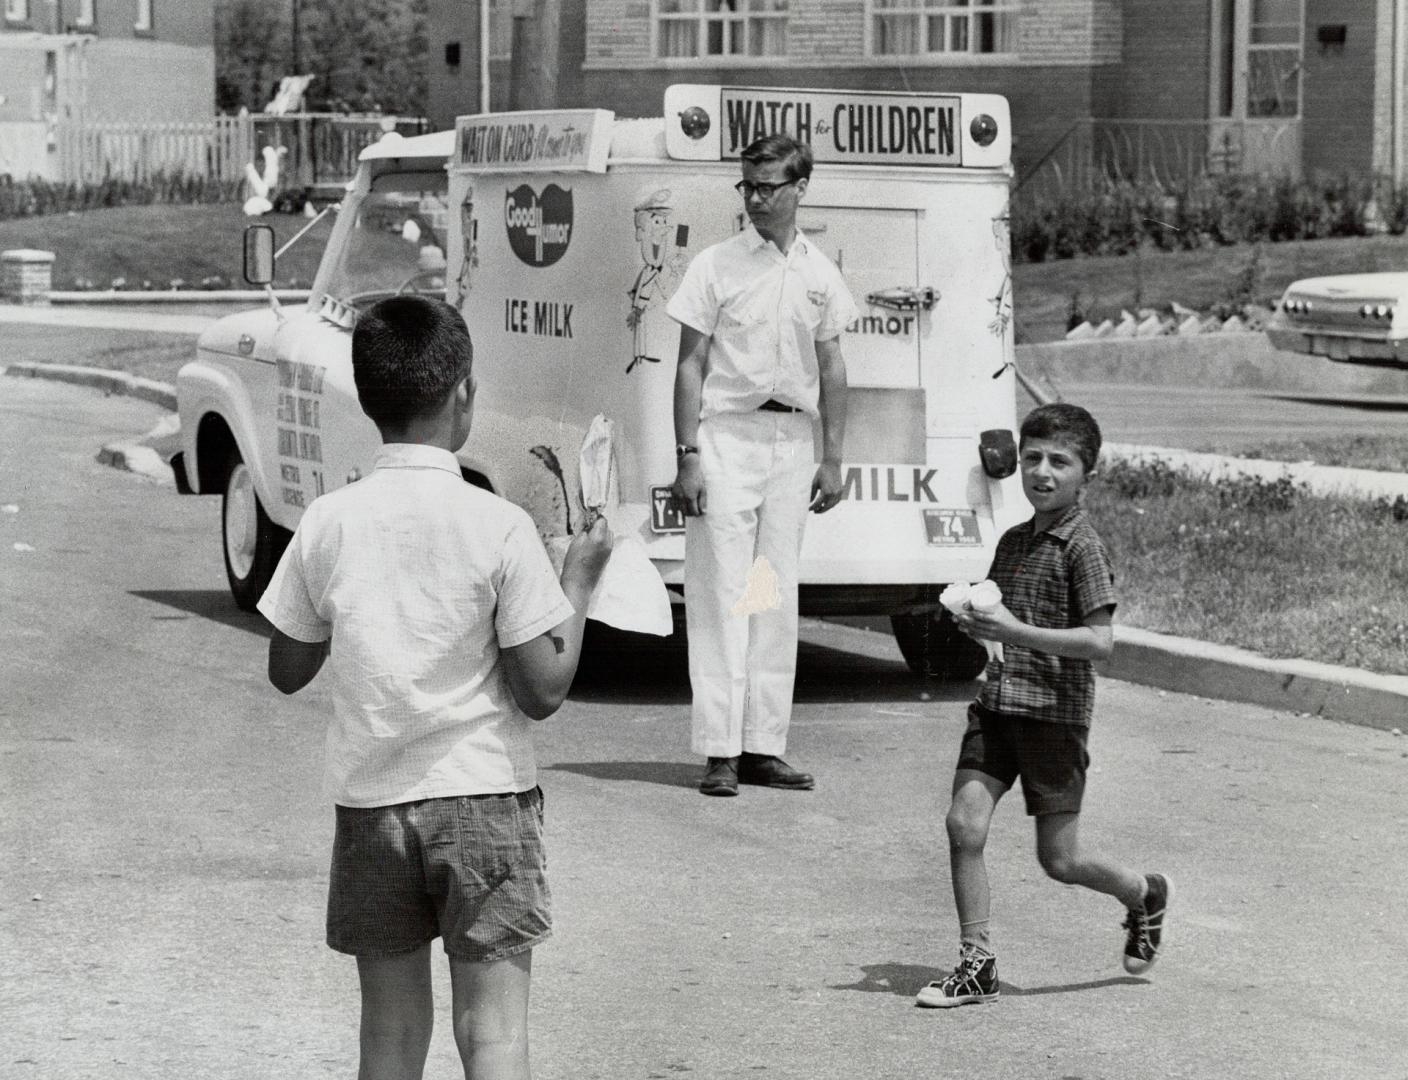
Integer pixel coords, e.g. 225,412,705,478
1012,174,1408,264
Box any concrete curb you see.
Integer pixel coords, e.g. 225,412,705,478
3,361,178,411
811,619,1408,733
3,362,178,486
10,361,1405,732
1100,626,1408,732
95,442,175,486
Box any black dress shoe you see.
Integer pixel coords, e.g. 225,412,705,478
700,756,740,796
738,753,814,790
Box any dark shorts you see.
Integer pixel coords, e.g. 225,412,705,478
957,703,1090,816
327,787,551,961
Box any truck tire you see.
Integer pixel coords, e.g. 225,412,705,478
890,610,990,681
221,450,290,612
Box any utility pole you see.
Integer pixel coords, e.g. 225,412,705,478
481,0,491,112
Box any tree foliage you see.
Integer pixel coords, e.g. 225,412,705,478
216,0,428,116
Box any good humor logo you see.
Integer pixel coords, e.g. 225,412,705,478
505,184,573,268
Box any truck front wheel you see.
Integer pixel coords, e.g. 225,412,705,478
222,452,290,612
890,610,990,681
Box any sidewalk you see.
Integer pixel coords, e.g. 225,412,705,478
0,302,218,336
1106,441,1408,502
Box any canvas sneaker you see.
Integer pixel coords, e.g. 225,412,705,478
1122,872,1174,974
915,946,999,1008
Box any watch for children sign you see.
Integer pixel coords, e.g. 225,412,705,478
455,109,614,173
719,88,962,167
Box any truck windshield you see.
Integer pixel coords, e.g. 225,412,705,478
319,170,450,309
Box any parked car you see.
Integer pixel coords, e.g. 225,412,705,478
1266,272,1408,368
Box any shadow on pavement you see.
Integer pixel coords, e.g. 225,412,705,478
830,962,1148,998
541,760,700,789
130,590,978,707
830,962,947,996
130,589,273,637
1000,975,1149,996
573,628,976,707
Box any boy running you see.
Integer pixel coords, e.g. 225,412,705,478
917,403,1171,1009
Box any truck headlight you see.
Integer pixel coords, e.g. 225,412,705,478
970,114,999,147
678,106,711,140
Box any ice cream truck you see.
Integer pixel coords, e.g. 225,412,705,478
174,84,1025,680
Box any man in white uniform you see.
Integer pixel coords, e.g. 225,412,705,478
668,133,857,797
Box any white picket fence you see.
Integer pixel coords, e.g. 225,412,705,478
53,116,252,185
46,113,426,190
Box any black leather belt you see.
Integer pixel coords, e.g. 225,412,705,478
758,399,802,413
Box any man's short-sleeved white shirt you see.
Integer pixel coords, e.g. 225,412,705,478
666,225,858,421
257,443,574,808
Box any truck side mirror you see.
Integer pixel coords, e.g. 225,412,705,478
243,224,276,286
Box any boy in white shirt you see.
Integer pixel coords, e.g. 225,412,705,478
258,295,611,1080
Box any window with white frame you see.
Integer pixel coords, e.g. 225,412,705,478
655,0,789,61
135,0,153,32
4,0,30,24
75,0,95,26
1246,0,1301,117
870,0,1017,57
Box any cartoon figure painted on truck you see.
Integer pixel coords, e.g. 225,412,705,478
457,185,480,296
626,186,690,373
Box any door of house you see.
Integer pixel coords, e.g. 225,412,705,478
1210,0,1302,176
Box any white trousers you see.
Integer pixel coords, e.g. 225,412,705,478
685,410,815,758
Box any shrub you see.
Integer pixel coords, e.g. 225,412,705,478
0,172,241,221
1012,173,1405,264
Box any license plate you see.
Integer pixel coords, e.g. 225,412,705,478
923,508,982,546
650,485,686,534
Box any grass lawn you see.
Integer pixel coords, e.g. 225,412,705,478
1088,462,1408,677
0,204,330,290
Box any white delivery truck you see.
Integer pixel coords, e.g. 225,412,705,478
175,84,1025,680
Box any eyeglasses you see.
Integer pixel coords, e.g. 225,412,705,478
733,179,798,200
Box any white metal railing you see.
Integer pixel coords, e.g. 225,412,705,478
1017,117,1302,203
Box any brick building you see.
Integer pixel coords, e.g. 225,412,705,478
1,0,215,178
428,0,1408,187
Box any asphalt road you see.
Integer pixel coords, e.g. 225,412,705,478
2,377,1407,1080
1046,381,1408,452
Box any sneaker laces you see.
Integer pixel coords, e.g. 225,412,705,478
948,946,991,986
1123,907,1151,952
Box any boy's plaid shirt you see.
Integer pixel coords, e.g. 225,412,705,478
975,504,1117,727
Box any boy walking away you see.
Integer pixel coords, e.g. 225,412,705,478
916,403,1171,1009
257,296,612,1078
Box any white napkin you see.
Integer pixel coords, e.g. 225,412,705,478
561,414,673,636
939,579,1004,664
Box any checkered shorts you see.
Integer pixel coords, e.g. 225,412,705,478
326,788,551,961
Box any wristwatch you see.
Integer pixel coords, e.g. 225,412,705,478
676,443,699,460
